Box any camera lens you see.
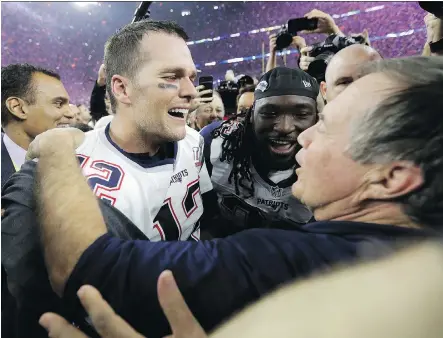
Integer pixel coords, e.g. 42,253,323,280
275,32,293,51
307,51,335,82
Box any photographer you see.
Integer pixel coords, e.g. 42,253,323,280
298,9,347,73
266,34,307,72
300,9,344,36
420,1,443,56
192,90,225,132
423,13,443,56
320,44,382,103
186,85,214,130
298,9,371,79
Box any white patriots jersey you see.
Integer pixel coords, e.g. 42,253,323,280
206,123,313,230
75,125,212,242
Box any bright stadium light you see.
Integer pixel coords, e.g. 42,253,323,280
227,57,244,64
74,2,98,8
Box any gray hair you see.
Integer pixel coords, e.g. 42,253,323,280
347,56,443,228
104,20,188,114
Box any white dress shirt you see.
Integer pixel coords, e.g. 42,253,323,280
3,133,27,171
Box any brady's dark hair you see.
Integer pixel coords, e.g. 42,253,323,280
104,20,189,114
1,63,60,127
348,56,443,229
212,106,255,197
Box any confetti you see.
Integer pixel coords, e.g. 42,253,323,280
0,1,426,104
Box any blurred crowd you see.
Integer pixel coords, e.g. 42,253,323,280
1,1,427,104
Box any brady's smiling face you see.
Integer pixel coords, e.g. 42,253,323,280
124,32,198,143
252,94,317,171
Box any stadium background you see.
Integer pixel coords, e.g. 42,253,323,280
1,1,426,106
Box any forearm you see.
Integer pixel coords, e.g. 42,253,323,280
422,42,431,56
331,24,345,37
36,144,106,296
266,52,277,72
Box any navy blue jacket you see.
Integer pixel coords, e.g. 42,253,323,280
2,160,438,338
1,132,19,337
1,161,148,338
64,221,436,338
1,132,16,188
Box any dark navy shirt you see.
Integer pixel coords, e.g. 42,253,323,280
64,221,436,338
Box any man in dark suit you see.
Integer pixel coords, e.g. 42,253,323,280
1,63,74,186
1,132,16,188
1,63,73,337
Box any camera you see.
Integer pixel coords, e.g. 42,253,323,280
275,17,318,51
307,34,358,82
275,29,294,51
419,1,443,18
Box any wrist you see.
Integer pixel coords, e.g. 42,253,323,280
432,32,443,43
331,25,343,36
39,139,76,159
97,79,106,87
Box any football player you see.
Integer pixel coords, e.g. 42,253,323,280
201,67,320,235
1,20,219,338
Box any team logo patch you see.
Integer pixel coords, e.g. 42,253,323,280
256,80,268,92
270,186,283,198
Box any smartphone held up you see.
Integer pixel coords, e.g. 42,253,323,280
275,17,318,51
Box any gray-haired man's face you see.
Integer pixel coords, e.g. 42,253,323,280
292,72,421,222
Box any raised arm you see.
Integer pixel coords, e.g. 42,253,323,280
30,128,107,296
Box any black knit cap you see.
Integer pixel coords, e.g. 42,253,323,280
255,67,319,101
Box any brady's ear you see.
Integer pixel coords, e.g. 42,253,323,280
360,162,424,201
111,75,131,106
5,97,28,121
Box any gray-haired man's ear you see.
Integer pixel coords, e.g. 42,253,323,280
316,93,325,113
320,81,327,103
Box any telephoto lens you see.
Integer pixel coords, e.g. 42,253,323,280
275,30,293,51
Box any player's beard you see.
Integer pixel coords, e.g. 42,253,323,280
137,111,187,145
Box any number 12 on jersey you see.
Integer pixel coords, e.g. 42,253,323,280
153,179,201,240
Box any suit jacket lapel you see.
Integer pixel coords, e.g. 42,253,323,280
1,133,17,188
